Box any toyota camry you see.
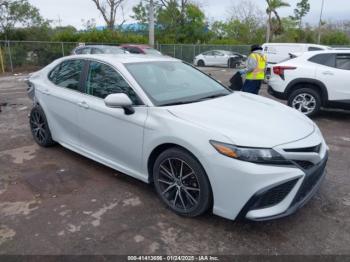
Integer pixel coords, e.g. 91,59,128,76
27,54,328,221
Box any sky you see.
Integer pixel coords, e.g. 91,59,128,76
27,0,348,29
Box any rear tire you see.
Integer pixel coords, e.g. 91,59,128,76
153,148,211,217
197,60,205,67
29,106,56,147
288,88,321,117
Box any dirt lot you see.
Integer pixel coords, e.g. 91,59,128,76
0,68,350,255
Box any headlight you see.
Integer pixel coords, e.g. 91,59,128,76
210,140,289,164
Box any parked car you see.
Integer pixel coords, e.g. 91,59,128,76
262,43,331,78
27,54,328,221
71,45,128,55
194,50,242,68
121,44,162,55
268,50,350,116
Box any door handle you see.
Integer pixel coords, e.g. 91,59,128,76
322,71,334,76
78,101,89,109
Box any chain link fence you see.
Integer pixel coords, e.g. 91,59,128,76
0,40,252,73
158,44,251,63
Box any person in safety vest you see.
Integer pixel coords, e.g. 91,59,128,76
238,44,267,95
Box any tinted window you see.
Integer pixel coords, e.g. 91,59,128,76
203,51,214,56
86,61,141,104
308,47,323,51
309,54,335,67
336,54,350,70
49,60,84,91
128,47,142,54
91,48,103,54
74,48,83,54
213,51,224,56
81,48,91,54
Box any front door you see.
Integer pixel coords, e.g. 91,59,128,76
77,61,148,178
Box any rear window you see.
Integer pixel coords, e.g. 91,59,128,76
336,54,350,70
308,47,324,51
309,54,335,67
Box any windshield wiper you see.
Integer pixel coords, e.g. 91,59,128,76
161,100,198,106
197,93,228,101
161,93,228,107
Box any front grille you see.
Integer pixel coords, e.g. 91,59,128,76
292,159,327,205
252,179,298,209
284,144,322,154
294,160,315,170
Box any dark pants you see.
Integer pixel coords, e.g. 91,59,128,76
242,80,262,95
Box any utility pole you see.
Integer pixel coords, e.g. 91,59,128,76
317,0,325,44
149,0,155,47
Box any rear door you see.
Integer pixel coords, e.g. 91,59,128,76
213,51,227,66
35,59,85,146
203,51,215,66
313,53,350,101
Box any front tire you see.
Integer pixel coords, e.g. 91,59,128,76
29,106,56,147
288,88,321,117
153,148,211,217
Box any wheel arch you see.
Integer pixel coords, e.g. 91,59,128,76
147,143,207,184
147,142,214,211
285,78,329,105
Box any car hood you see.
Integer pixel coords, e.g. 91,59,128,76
167,92,315,148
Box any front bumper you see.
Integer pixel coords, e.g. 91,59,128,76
238,152,328,221
203,130,328,221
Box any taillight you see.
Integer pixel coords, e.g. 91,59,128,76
273,66,296,80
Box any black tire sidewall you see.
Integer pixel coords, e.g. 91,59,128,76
152,148,212,217
197,60,205,67
288,88,321,117
29,106,56,147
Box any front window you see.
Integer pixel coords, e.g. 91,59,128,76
86,61,141,105
125,61,231,106
336,54,350,70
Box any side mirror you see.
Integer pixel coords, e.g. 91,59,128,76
104,93,135,115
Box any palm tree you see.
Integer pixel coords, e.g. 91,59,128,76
266,0,290,42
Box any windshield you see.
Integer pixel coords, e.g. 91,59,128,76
144,48,162,55
125,61,231,106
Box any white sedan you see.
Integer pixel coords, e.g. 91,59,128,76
27,54,328,221
193,50,243,68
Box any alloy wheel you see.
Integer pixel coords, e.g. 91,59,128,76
30,110,48,144
292,93,317,115
157,158,201,212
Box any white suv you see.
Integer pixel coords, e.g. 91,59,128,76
268,50,350,116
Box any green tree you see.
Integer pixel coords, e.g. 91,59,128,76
293,0,310,29
266,0,290,42
0,0,44,39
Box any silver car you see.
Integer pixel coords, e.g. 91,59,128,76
71,45,128,55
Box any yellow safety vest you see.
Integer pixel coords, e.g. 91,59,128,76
246,53,267,80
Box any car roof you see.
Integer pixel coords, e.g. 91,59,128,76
304,49,350,55
61,54,178,64
75,45,122,49
262,43,329,47
121,44,152,49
